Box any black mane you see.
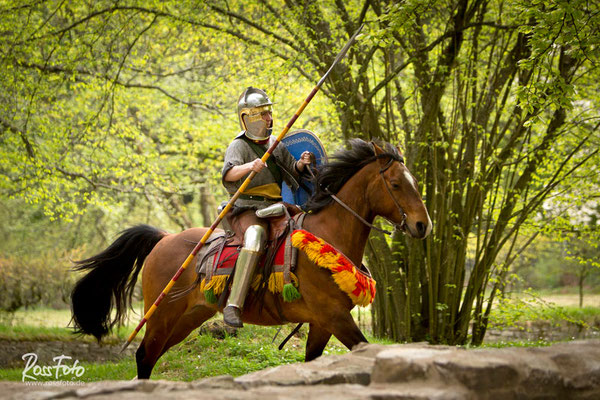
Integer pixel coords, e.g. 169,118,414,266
303,139,402,213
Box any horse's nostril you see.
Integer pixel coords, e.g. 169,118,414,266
416,221,426,236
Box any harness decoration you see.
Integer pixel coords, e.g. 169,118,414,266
197,226,376,307
291,229,376,307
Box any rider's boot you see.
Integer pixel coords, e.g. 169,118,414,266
223,224,265,328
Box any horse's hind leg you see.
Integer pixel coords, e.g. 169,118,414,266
135,298,187,379
305,323,332,361
136,331,168,379
135,304,215,379
159,305,216,356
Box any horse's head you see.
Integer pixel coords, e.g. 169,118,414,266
367,142,432,239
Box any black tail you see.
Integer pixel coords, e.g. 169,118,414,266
70,224,165,341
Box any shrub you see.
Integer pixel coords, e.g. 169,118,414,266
0,248,84,311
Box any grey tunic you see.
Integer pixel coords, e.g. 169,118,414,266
222,132,300,210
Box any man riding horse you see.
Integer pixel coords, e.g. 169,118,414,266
221,87,312,327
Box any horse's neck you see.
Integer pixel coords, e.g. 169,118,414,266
303,169,374,267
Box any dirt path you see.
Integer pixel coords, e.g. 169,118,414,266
0,339,135,369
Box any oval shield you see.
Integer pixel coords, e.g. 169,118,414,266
281,129,327,207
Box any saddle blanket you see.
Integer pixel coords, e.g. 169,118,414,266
196,231,299,303
195,229,376,307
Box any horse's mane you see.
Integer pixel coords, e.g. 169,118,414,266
304,138,402,213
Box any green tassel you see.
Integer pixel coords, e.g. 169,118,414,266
282,283,301,302
204,288,217,304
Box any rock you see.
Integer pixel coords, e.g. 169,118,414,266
235,351,375,387
3,340,600,399
197,321,237,338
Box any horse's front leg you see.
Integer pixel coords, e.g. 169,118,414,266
329,312,368,351
305,323,332,361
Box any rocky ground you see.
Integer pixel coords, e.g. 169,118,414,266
2,339,600,400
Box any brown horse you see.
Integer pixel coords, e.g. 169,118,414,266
70,139,431,379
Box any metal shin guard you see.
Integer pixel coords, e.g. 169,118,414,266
227,224,265,310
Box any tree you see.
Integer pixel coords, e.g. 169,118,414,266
1,0,599,345
364,0,600,344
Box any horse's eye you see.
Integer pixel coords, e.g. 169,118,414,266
391,182,400,189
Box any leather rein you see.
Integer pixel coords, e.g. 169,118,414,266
324,153,407,236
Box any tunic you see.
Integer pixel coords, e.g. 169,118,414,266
222,132,300,212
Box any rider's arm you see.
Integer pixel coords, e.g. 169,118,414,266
223,159,266,182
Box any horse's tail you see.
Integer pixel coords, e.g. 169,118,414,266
70,224,166,341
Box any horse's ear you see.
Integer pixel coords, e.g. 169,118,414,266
396,144,405,156
371,141,384,155
371,141,391,169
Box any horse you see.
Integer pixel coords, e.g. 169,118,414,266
70,139,432,379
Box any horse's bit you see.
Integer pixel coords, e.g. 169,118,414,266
325,154,407,236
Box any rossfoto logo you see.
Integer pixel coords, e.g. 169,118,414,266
21,353,85,382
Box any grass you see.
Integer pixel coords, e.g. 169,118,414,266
489,291,600,330
2,294,599,382
0,308,351,382
0,310,143,344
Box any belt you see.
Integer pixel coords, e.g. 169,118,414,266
235,194,279,202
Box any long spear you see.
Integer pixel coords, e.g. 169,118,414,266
121,24,364,352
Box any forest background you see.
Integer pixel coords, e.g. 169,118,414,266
0,0,599,345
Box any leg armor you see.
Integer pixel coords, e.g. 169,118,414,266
223,224,266,327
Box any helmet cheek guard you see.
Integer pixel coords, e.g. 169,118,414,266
237,87,274,141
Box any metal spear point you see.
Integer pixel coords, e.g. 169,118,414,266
120,24,364,352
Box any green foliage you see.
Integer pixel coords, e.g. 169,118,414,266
489,289,600,333
0,254,79,311
1,0,599,347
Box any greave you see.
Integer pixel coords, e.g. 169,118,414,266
227,225,265,310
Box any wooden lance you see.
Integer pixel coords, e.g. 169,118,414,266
121,24,364,352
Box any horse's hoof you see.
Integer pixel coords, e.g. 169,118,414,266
223,306,243,328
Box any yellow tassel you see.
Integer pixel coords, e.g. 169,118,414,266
290,272,299,286
251,273,263,291
204,275,228,296
268,272,285,293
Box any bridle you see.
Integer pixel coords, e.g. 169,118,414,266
320,152,407,236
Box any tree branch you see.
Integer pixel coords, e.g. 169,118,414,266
0,118,35,158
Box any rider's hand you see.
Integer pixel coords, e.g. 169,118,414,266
248,158,267,173
296,151,313,171
299,151,313,166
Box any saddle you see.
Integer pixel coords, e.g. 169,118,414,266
195,203,305,304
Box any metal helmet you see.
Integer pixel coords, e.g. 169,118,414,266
237,87,273,140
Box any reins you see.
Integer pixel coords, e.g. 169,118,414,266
326,190,394,235
316,152,407,236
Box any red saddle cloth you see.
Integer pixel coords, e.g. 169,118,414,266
198,233,296,300
209,241,287,274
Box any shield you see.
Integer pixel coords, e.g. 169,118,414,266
281,129,327,207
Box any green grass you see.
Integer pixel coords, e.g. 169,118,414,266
3,298,599,382
0,323,350,382
0,306,145,343
0,307,356,382
489,292,600,330
153,325,322,381
478,339,554,349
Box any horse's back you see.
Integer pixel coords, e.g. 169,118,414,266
142,227,221,296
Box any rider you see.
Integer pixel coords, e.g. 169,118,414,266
221,87,312,328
